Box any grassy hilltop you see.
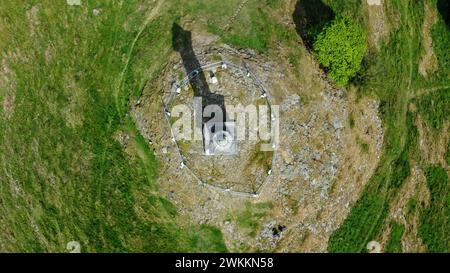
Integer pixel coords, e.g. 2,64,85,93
0,0,449,252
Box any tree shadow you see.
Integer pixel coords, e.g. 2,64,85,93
172,23,227,145
292,0,335,48
437,0,449,29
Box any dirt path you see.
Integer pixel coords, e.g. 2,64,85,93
410,85,450,100
114,0,165,114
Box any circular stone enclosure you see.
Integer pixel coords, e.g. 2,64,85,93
163,61,276,194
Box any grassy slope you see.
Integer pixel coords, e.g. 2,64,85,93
328,0,450,252
419,165,450,252
0,0,226,252
385,221,405,253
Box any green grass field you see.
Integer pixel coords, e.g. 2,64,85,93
0,0,227,253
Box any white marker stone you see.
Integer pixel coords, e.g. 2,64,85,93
367,241,382,253
367,0,382,6
66,241,81,253
67,0,82,6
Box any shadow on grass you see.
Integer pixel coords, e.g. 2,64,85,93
292,0,335,48
437,0,450,29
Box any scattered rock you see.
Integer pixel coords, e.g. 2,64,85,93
281,94,301,112
281,150,294,165
131,29,384,253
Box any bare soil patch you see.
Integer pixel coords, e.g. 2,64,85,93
132,25,384,251
419,2,439,78
1,56,16,117
364,0,390,50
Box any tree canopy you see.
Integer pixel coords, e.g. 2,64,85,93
313,17,367,86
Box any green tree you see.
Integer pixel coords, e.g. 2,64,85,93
313,17,367,86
